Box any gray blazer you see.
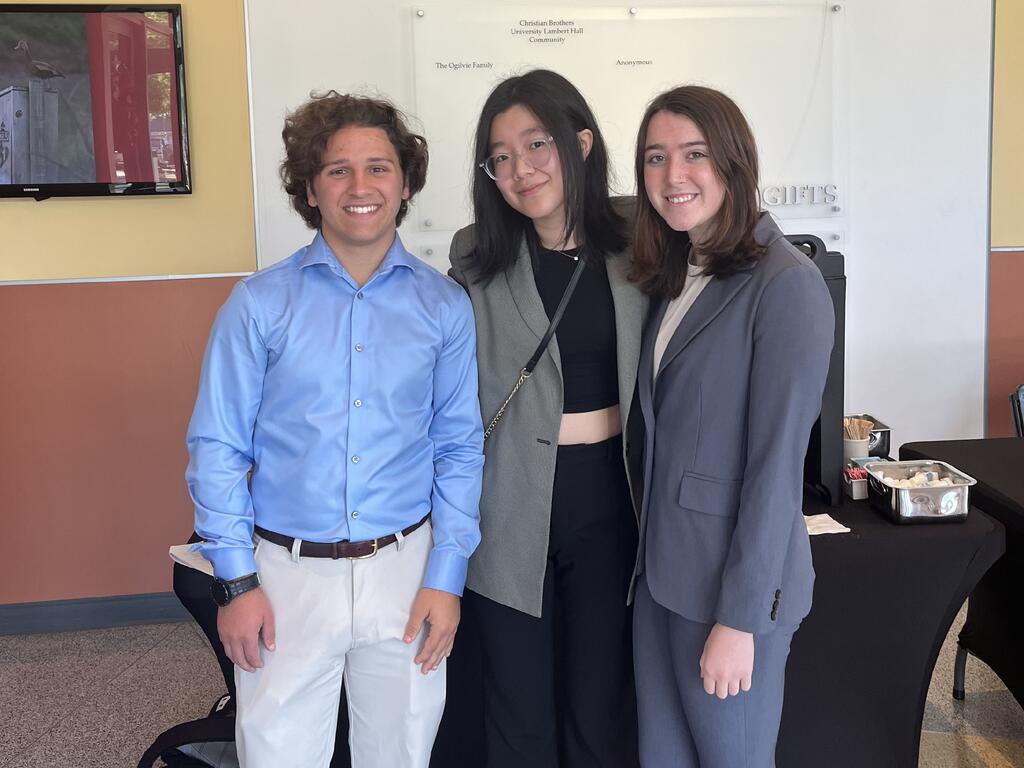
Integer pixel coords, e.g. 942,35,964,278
634,214,834,634
449,225,648,617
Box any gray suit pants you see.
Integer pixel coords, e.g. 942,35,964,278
633,577,795,768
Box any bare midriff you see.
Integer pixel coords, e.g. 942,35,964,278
558,405,621,445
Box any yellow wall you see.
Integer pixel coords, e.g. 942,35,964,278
0,0,256,281
992,0,1024,248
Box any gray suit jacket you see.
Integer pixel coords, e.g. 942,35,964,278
634,214,834,634
449,225,648,616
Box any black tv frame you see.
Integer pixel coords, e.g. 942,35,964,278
0,3,191,201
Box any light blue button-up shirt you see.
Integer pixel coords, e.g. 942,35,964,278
186,233,484,595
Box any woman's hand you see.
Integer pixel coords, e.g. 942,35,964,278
699,622,754,698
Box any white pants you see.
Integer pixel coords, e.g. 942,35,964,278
235,521,446,768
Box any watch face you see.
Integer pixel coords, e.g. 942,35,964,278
211,579,232,606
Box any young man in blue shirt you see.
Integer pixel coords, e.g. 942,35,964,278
185,92,484,768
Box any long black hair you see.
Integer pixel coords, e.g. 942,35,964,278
469,69,627,281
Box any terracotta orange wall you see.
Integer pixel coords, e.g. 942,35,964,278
987,252,1024,437
0,279,239,603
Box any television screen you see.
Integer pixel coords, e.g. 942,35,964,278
0,4,190,200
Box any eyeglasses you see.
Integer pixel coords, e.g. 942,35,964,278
479,136,555,181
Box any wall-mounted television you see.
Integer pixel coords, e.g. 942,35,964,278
0,4,190,200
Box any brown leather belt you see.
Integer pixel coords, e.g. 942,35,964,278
255,514,429,560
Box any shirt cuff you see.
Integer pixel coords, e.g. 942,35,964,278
202,544,257,581
422,549,469,596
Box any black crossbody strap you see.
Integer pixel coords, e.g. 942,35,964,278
524,256,586,373
484,257,585,441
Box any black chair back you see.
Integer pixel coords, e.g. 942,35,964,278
1011,384,1024,438
787,235,846,506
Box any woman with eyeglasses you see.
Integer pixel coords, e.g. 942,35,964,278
446,69,645,768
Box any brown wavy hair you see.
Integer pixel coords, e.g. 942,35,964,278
630,86,765,298
280,91,428,229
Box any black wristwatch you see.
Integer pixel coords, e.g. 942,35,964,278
211,572,261,607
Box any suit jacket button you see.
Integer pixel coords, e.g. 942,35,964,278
775,589,782,599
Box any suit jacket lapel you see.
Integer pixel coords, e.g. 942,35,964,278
607,252,648,431
504,239,562,376
639,297,666,427
637,296,666,526
655,213,784,380
655,270,753,381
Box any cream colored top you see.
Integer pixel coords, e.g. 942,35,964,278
653,260,713,376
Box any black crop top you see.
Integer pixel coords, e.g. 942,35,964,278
534,247,619,413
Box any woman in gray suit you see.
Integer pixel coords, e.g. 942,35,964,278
447,70,645,768
629,86,834,767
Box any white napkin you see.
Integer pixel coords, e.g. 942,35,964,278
168,543,215,576
804,514,851,536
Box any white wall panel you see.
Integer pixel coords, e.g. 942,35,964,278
245,0,992,447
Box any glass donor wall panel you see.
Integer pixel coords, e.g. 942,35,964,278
411,3,844,233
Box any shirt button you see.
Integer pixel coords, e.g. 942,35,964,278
356,291,364,299
355,343,364,352
351,455,360,464
354,399,362,407
351,510,360,519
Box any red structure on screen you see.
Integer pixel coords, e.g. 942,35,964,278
87,11,181,185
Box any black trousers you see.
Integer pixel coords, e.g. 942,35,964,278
462,436,640,768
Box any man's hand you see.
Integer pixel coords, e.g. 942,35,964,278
403,587,460,675
217,587,276,674
699,622,754,699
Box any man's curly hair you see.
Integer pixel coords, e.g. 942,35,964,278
280,91,428,229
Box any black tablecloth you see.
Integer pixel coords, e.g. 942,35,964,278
901,439,1024,535
776,492,1004,768
434,493,1004,768
901,438,1024,709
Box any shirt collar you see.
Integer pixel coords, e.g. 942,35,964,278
377,234,419,275
298,232,419,280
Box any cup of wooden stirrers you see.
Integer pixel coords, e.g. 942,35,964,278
844,417,874,441
843,417,874,465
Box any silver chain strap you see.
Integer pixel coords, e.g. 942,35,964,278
482,253,586,442
483,368,532,440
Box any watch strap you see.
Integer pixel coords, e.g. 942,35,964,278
214,572,260,606
226,572,260,601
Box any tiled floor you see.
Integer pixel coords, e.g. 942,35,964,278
919,607,1024,767
0,606,1021,767
0,622,224,768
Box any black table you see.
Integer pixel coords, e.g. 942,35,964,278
901,438,1024,709
777,491,1004,768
